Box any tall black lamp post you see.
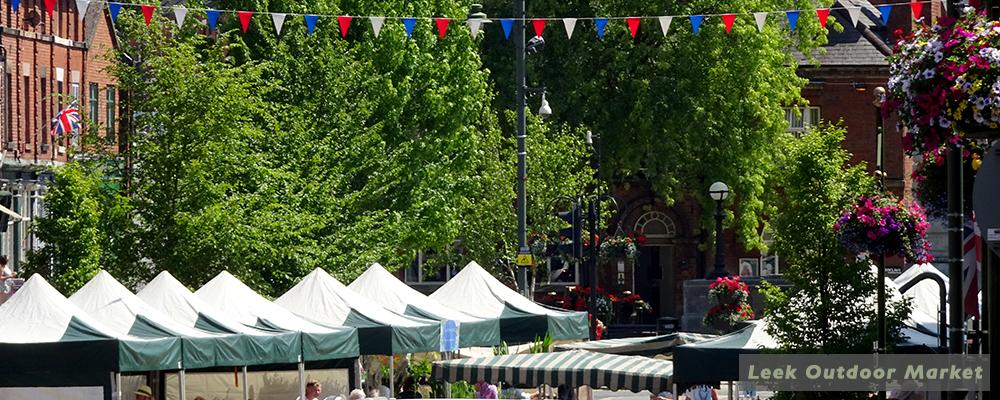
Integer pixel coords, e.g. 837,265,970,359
707,181,730,279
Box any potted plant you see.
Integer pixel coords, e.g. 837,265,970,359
887,8,1000,156
703,276,754,333
833,194,933,263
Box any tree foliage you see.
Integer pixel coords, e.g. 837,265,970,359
761,125,910,386
478,0,831,248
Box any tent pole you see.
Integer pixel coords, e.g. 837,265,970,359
113,372,121,400
299,361,306,400
728,381,733,400
242,366,249,400
179,369,187,400
389,356,395,398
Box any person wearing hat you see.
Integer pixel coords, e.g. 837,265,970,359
134,385,154,400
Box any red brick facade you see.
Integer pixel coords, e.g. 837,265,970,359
1,0,118,270
2,0,118,164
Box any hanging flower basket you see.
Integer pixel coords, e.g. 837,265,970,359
887,9,1000,156
703,276,754,333
833,194,933,263
911,141,984,219
599,233,643,262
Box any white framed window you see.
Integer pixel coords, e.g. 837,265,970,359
784,106,821,133
403,251,454,283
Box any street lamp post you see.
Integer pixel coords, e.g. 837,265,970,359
514,0,529,297
707,182,730,279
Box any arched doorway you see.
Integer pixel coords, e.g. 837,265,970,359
633,211,679,318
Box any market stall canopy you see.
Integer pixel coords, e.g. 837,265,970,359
276,267,441,355
432,350,673,393
553,332,718,357
673,320,776,385
894,263,950,336
430,261,588,342
348,263,501,347
196,271,359,361
0,275,181,377
137,271,302,365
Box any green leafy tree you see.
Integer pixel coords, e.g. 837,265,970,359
761,125,910,399
24,164,104,293
479,0,831,249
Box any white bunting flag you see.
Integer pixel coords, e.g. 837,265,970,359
753,12,767,32
658,16,672,36
563,18,577,39
370,16,385,37
846,7,861,28
76,0,89,20
272,13,287,35
173,6,188,28
468,18,482,38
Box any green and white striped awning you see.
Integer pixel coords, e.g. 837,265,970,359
553,333,718,357
432,350,673,393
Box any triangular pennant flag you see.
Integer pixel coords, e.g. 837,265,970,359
304,14,319,35
141,4,154,25
206,9,220,31
76,0,90,21
753,12,767,32
595,18,608,39
689,15,703,35
403,18,417,38
658,16,672,36
435,18,449,39
238,11,252,32
563,18,577,39
786,11,799,32
846,7,861,28
532,18,546,37
44,0,54,17
272,13,286,35
910,1,923,19
721,14,736,33
626,17,640,38
370,16,385,37
108,3,122,23
816,8,830,29
500,18,513,40
337,15,352,37
468,18,482,38
174,6,188,28
878,5,892,25
11,0,19,13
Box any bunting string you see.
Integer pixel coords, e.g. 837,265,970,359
57,0,940,41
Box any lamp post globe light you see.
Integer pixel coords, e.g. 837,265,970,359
707,181,730,279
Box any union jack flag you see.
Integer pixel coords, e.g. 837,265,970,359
51,104,81,137
963,218,981,318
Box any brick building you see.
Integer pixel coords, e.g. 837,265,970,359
0,0,118,272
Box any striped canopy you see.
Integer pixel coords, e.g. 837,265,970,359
432,350,673,393
553,332,717,357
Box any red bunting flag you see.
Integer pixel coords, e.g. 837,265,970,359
721,14,736,33
910,1,923,19
435,18,450,39
141,4,155,26
238,11,253,32
816,8,830,29
626,17,640,38
338,15,352,37
43,0,55,16
532,18,546,37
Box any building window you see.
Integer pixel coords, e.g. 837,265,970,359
403,251,453,283
784,106,821,133
634,211,678,239
89,83,99,123
106,87,116,143
71,82,80,100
